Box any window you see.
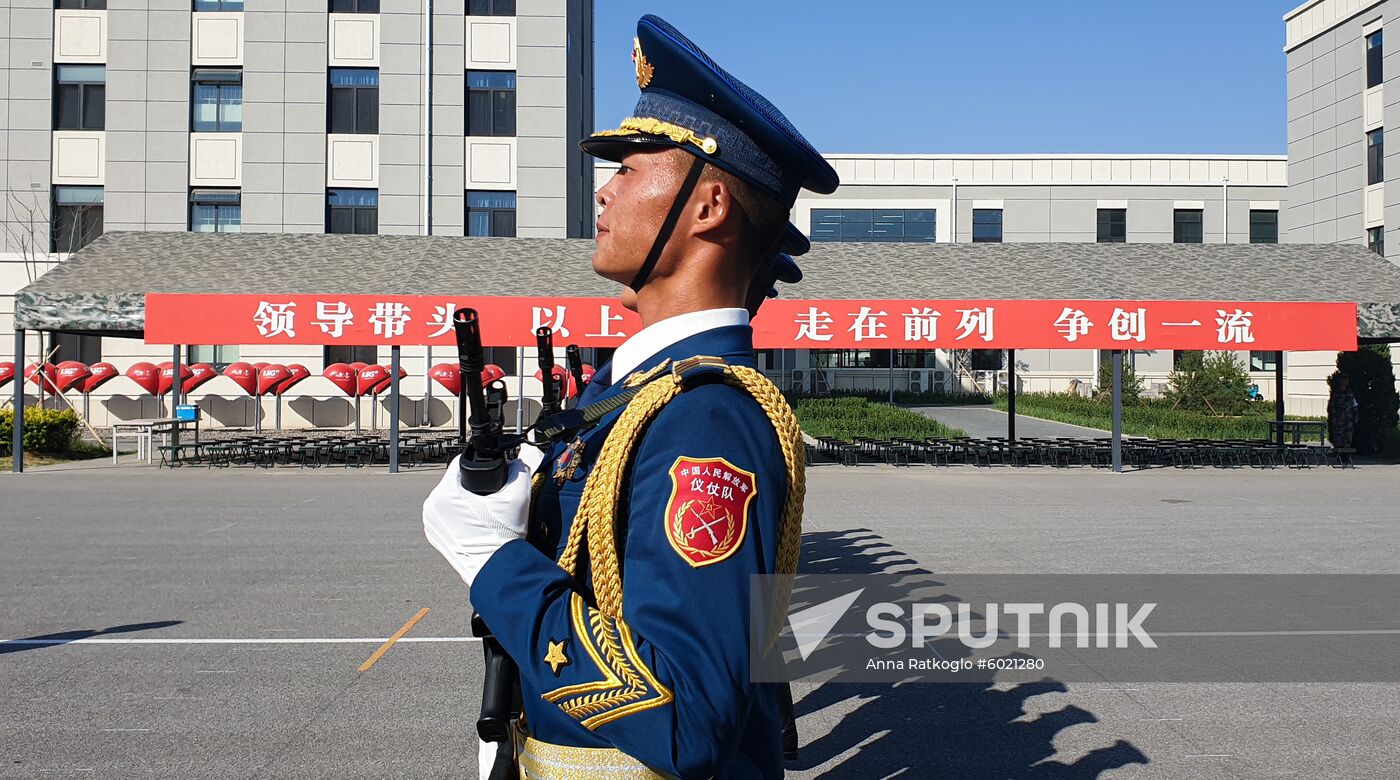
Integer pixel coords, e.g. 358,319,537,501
54,65,105,131
327,189,378,234
329,69,379,134
1368,128,1384,185
330,0,379,11
190,189,242,233
468,0,515,14
1096,208,1127,243
191,69,242,132
55,334,102,364
1249,210,1279,244
1172,350,1201,370
1173,209,1203,243
1368,30,1384,89
194,0,244,10
810,208,936,242
484,347,518,375
56,1,106,8
1249,351,1280,372
189,345,240,368
467,191,516,237
809,350,935,369
1369,226,1385,255
971,209,1002,243
467,71,517,137
51,186,104,253
325,345,377,368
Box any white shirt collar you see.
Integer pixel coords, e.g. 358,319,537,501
608,308,749,381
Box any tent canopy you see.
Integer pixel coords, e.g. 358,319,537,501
15,231,1400,340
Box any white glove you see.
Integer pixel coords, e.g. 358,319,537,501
423,446,546,587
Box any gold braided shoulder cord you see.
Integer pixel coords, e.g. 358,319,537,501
556,363,805,651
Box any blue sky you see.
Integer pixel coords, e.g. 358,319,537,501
594,1,1302,155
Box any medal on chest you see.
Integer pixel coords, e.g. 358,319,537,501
554,436,586,485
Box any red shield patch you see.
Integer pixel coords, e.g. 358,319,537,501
664,457,756,568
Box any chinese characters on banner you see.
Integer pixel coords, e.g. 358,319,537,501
145,295,1359,351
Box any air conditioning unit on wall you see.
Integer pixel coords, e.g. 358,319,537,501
908,369,949,394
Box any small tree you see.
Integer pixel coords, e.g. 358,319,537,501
1331,345,1400,456
1165,350,1252,414
1095,358,1145,402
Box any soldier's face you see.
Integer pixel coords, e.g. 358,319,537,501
593,148,690,299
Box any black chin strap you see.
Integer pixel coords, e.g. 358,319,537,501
743,223,792,314
629,156,709,293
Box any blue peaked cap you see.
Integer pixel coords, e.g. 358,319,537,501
582,15,837,285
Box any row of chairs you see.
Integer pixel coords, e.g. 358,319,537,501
810,435,1356,470
158,430,462,469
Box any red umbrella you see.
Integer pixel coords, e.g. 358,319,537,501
323,363,357,396
252,362,270,371
79,362,117,393
370,365,407,396
348,361,369,372
184,363,217,393
256,364,292,397
323,362,362,434
428,363,461,396
481,363,506,384
276,364,311,395
25,362,60,394
54,361,91,393
0,362,15,389
222,361,259,429
158,363,194,396
223,362,257,395
356,365,388,397
125,362,160,396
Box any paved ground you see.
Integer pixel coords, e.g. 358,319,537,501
911,404,1110,439
3,461,1399,778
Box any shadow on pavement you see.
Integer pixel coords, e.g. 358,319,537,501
787,529,1148,778
0,620,184,655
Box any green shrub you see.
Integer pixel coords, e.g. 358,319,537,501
1164,350,1253,414
788,395,966,440
1332,345,1400,456
992,391,1322,441
0,407,80,455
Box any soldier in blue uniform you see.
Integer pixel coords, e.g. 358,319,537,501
423,14,838,779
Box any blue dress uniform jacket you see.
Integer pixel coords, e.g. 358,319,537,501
470,323,788,779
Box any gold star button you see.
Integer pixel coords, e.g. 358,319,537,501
544,639,570,676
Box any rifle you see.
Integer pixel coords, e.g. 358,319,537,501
453,308,520,779
565,345,586,410
535,326,561,423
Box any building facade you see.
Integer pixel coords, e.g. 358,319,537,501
598,156,1320,409
2,0,594,428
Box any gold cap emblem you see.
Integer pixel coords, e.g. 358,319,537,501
632,37,654,89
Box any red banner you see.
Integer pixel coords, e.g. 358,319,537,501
144,294,1358,351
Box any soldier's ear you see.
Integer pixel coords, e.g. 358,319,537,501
689,176,738,240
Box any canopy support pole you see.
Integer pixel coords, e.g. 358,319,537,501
1007,348,1017,443
516,347,525,433
1111,349,1123,473
1275,352,1286,447
424,345,433,426
12,329,24,473
171,345,181,453
888,349,894,404
390,345,401,474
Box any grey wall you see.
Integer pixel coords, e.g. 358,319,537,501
430,0,466,237
1284,3,1374,252
105,1,191,233
243,0,328,235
